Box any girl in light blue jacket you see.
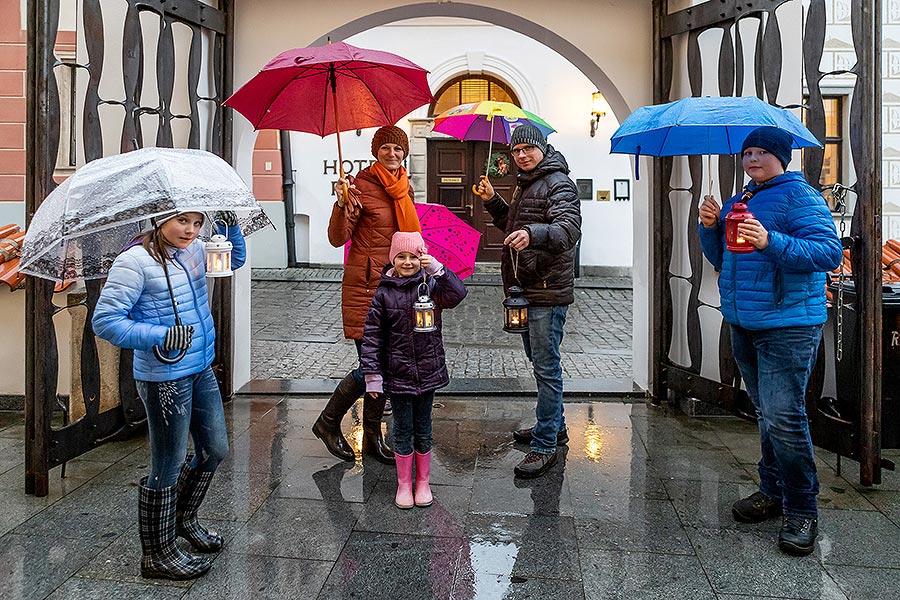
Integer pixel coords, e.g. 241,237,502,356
92,211,245,581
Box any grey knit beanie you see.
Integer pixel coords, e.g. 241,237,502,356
509,123,548,154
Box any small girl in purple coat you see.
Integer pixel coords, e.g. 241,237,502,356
361,231,467,509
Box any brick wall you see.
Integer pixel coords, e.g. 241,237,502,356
0,3,75,202
253,129,283,201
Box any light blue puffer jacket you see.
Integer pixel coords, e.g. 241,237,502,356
698,171,842,330
92,225,246,382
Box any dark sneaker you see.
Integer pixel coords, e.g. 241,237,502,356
732,491,783,523
514,451,558,479
512,426,569,446
383,399,393,416
778,516,818,556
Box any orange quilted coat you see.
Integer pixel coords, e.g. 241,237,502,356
327,166,415,339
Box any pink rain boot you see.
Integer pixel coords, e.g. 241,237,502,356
394,452,414,509
414,450,433,507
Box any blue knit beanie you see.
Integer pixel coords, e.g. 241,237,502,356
741,126,793,169
509,123,548,154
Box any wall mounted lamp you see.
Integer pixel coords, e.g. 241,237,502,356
590,91,608,137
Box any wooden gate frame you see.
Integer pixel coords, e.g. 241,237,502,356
651,0,883,485
24,0,234,497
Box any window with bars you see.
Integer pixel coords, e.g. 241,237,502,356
429,75,520,117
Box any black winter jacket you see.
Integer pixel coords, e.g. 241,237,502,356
361,265,467,396
484,146,582,306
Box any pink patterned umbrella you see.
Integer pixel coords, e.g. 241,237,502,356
344,203,480,279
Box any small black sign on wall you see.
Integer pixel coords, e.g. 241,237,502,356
576,178,593,201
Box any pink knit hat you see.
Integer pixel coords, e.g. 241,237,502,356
389,231,427,262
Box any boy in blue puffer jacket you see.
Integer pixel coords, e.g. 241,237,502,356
92,211,245,581
361,231,467,510
698,126,842,557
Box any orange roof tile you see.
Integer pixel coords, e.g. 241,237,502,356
0,223,72,292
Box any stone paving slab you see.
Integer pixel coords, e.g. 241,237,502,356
3,399,900,598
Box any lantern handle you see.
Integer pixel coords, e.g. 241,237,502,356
510,248,521,286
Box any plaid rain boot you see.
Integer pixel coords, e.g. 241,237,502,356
139,477,211,580
176,459,223,552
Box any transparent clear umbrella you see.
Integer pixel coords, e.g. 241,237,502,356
19,147,273,283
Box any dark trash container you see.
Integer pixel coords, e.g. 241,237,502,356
829,281,900,448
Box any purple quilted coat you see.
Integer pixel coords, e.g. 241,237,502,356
361,264,467,395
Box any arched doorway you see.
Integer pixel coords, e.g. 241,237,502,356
427,74,521,262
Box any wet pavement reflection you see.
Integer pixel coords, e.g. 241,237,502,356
2,398,900,598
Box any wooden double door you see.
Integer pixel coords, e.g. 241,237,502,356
426,140,517,262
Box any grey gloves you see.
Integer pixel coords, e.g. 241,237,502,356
162,325,194,351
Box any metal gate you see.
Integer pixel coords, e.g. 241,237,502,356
651,0,883,485
25,0,234,496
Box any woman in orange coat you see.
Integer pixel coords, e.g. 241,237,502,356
313,125,421,464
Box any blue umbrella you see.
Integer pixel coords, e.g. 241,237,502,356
609,96,822,181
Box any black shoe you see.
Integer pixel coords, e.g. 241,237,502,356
512,426,569,446
778,516,818,556
732,491,783,523
514,451,558,479
313,417,355,462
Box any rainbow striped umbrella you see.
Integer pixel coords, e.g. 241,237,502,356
432,101,555,187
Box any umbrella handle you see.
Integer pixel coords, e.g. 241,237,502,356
152,346,187,364
329,65,350,205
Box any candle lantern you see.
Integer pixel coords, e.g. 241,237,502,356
503,285,529,333
725,201,755,253
205,234,233,277
413,283,436,333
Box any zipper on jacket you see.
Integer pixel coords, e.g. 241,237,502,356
175,251,207,349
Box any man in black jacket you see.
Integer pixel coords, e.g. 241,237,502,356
476,124,582,478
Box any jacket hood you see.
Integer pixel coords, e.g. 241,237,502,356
517,145,570,185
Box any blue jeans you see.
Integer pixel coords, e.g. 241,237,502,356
730,324,821,519
390,390,434,455
522,305,568,454
136,365,230,489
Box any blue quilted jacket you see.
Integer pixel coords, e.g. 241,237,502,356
92,225,246,382
698,172,842,330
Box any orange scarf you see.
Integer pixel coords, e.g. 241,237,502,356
370,162,421,232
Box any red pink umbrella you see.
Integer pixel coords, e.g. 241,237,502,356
345,203,481,279
225,41,434,200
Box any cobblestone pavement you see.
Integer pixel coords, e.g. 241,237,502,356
250,273,633,381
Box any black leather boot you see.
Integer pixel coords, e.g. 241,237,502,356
313,372,364,462
139,477,211,580
176,459,223,552
361,393,395,465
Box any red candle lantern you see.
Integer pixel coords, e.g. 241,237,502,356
725,201,755,253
